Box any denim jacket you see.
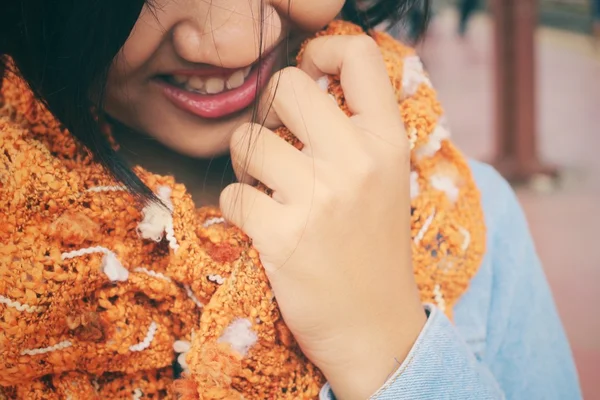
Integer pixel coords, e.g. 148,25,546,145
321,161,582,400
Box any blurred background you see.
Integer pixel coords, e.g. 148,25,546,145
392,0,599,397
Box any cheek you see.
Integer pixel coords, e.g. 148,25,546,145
123,4,173,67
281,0,345,31
104,4,171,129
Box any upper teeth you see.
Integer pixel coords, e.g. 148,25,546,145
172,66,251,95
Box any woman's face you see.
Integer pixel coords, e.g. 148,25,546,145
104,0,345,158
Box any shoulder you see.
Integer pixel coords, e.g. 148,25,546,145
469,160,528,242
466,160,549,324
453,161,531,353
468,159,540,289
455,161,543,355
455,161,536,332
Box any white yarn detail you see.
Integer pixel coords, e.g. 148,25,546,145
439,114,451,130
164,221,179,252
177,352,189,372
156,186,173,206
202,217,226,228
410,171,420,200
173,340,191,354
133,267,172,282
433,284,446,312
129,321,158,352
316,76,330,92
415,124,451,160
207,274,225,285
414,210,436,245
184,285,204,308
407,127,418,150
86,185,127,193
21,340,72,356
174,339,192,372
402,55,432,99
61,246,109,259
0,295,44,313
430,174,460,203
62,246,129,282
132,388,143,400
218,318,258,357
458,226,471,252
137,186,179,251
314,76,338,105
92,379,100,392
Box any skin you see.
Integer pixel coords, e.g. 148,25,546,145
105,1,427,398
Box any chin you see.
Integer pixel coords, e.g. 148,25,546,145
160,130,233,159
159,112,251,159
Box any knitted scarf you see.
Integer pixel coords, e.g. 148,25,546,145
0,21,485,400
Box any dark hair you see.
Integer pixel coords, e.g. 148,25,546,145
1,0,430,201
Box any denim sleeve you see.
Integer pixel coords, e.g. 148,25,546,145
319,305,503,400
320,162,581,400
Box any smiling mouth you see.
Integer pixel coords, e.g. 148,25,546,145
159,65,253,95
156,48,279,119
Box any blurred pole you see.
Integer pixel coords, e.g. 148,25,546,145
490,0,557,183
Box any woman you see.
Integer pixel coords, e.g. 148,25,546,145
0,0,581,398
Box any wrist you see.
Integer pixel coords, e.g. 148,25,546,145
323,304,427,400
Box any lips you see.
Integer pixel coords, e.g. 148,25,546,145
156,48,279,119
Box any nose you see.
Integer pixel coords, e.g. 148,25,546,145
171,0,284,68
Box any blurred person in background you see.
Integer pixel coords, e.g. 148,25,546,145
458,0,480,36
594,0,600,48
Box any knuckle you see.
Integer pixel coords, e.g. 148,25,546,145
314,181,338,210
219,184,238,215
270,67,312,111
352,154,379,181
230,123,261,153
275,66,305,88
379,151,408,185
269,213,306,256
349,35,380,57
282,66,311,90
230,122,253,146
286,217,307,246
270,67,298,107
388,142,410,168
281,65,303,78
303,38,320,57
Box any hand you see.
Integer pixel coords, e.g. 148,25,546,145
220,35,426,400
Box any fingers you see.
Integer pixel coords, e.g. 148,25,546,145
298,35,399,124
259,34,405,157
259,66,357,159
220,182,285,241
229,122,314,202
